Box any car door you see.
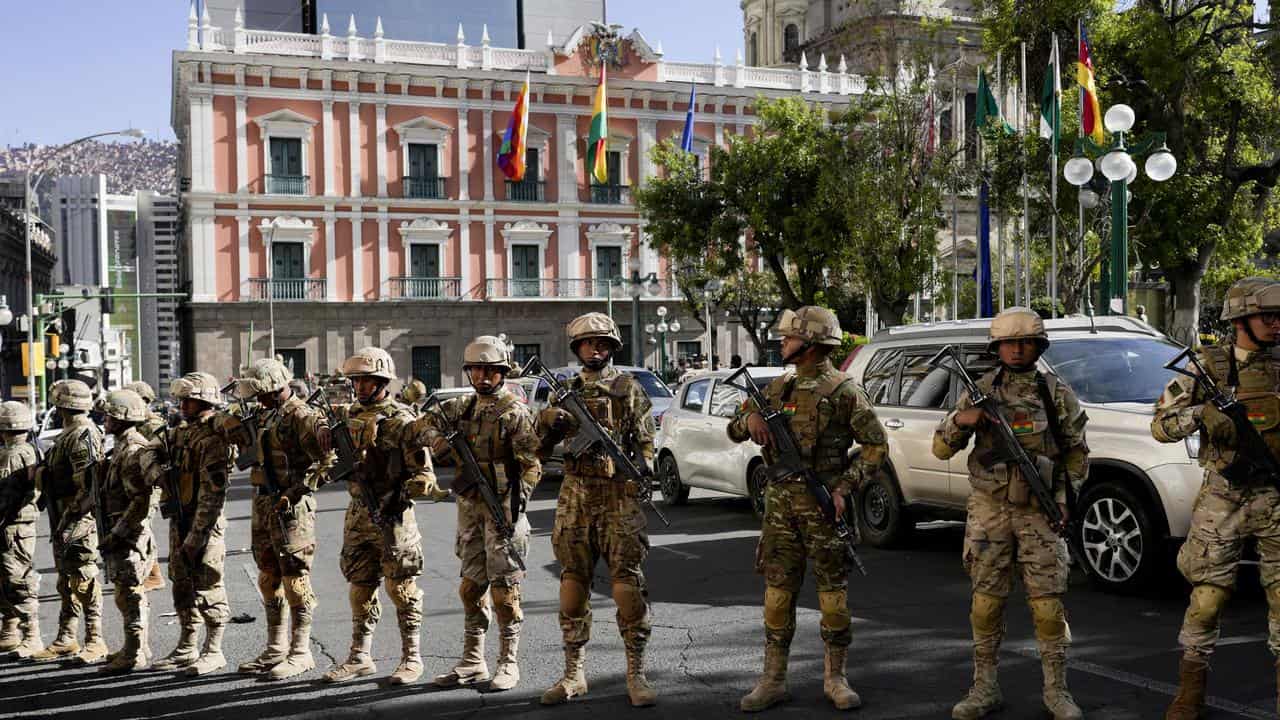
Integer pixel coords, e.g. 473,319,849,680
672,378,713,487
704,378,750,493
879,347,953,505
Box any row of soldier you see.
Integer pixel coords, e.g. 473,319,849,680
0,285,1275,719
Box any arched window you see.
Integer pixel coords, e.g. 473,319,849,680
748,31,758,66
783,24,800,63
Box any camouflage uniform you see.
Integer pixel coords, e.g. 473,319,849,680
537,313,658,707
97,390,157,673
1152,278,1280,719
727,306,888,713
419,336,542,692
0,402,41,657
934,307,1088,720
32,380,108,664
234,358,331,681
321,347,434,686
127,381,167,594
145,373,233,675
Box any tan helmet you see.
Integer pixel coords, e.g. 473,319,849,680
178,372,225,408
102,389,149,422
567,312,622,351
463,335,513,372
50,379,94,412
987,306,1049,352
1221,277,1280,321
400,379,427,404
0,401,33,432
237,358,293,398
342,347,396,381
776,306,843,347
125,381,156,405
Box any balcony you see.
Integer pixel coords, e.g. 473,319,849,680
388,276,462,299
403,176,446,199
505,179,545,202
248,277,325,301
265,174,310,195
589,184,631,205
483,277,675,300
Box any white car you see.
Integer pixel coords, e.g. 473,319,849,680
654,366,788,516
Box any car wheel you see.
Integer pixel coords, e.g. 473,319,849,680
1077,482,1160,593
657,453,690,506
748,461,769,518
858,470,912,548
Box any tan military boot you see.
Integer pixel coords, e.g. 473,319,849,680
239,601,288,673
74,618,109,665
0,617,20,652
741,644,790,712
267,611,315,680
1165,656,1208,720
100,632,146,674
434,630,490,687
388,628,423,685
625,646,657,707
186,624,227,676
29,621,78,663
142,560,165,593
323,628,376,683
12,614,40,659
823,644,861,710
1042,652,1082,719
952,657,1002,720
489,633,520,692
152,619,200,670
540,646,588,705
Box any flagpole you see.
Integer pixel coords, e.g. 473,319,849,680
976,65,982,318
1021,41,1031,306
995,50,1005,311
952,64,960,320
1050,32,1060,318
1078,19,1088,314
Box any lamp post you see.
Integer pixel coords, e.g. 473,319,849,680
645,305,680,379
623,256,661,366
1063,104,1176,315
702,279,722,368
22,128,145,410
264,219,280,359
0,296,13,394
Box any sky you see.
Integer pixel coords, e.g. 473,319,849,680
0,0,744,148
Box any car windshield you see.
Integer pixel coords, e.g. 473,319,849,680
630,371,673,399
1041,336,1184,404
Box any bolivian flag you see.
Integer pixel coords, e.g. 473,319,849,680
586,63,609,184
1077,25,1104,144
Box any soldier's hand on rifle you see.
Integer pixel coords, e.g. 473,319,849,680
316,425,333,454
540,407,573,434
1054,504,1071,533
273,495,292,514
833,490,848,520
747,412,772,447
953,407,989,429
1200,405,1236,445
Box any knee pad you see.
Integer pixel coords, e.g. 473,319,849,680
1028,596,1068,643
1186,584,1231,630
763,586,795,632
257,571,283,602
490,584,523,627
970,592,1006,636
384,577,420,611
459,577,489,613
818,590,851,632
559,574,589,619
282,575,316,610
612,582,648,624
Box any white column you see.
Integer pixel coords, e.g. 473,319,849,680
637,119,657,184
642,228,660,279
458,210,473,299
234,96,248,193
484,209,495,284
348,100,362,196
189,92,214,192
456,107,471,201
324,215,337,300
556,114,578,202
482,109,494,201
322,99,336,196
350,213,364,300
190,210,216,302
715,122,725,147
377,212,389,299
557,219,580,279
375,102,387,197
237,215,251,298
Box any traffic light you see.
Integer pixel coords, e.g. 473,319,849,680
20,342,45,378
45,318,61,358
100,287,114,315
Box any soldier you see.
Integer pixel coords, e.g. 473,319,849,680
94,389,157,673
0,402,41,658
233,358,332,680
535,312,657,707
30,379,107,664
397,379,427,410
727,306,888,713
146,373,233,675
320,347,434,686
1153,277,1280,719
933,307,1089,720
126,380,168,593
419,336,541,692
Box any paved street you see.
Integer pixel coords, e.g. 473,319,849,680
2,471,1275,719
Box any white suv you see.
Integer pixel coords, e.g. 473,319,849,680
844,315,1203,593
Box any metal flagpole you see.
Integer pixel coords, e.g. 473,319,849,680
1077,20,1088,314
995,50,1004,311
1051,32,1060,318
976,64,982,318
1021,41,1031,306
952,65,960,320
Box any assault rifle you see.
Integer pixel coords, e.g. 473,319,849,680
82,431,111,550
306,386,394,526
523,357,669,527
723,366,866,576
424,392,526,571
158,427,190,539
221,381,261,472
1165,347,1280,490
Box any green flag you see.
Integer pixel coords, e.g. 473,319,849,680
976,68,1012,133
1039,34,1062,156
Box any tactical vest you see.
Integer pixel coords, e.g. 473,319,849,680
347,399,414,497
0,442,39,524
102,431,148,524
564,368,637,479
761,369,857,481
45,418,101,502
170,419,228,515
1199,344,1280,483
458,391,522,491
964,367,1064,498
253,396,317,490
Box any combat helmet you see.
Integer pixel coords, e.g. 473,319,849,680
50,379,94,412
1221,277,1280,321
463,336,513,372
237,358,293,398
567,312,622,352
125,381,157,405
399,379,427,405
342,347,396,382
776,306,843,347
101,389,149,423
987,306,1049,353
0,401,33,432
177,372,225,408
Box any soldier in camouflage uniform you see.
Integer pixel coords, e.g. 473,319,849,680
145,373,233,676
420,336,541,692
126,380,168,593
233,358,332,680
0,402,42,658
320,348,434,686
933,307,1089,720
1152,277,1280,719
31,379,108,664
536,312,657,708
727,306,888,713
95,389,157,673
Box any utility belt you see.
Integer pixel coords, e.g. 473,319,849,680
564,453,615,479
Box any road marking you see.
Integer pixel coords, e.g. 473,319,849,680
649,529,760,560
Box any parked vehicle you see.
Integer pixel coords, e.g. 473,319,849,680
844,315,1203,593
425,381,530,405
653,366,788,516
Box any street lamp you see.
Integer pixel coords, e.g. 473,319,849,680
1062,104,1175,315
0,296,12,394
702,279,722,368
23,128,145,410
622,256,661,366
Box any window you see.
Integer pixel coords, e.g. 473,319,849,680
595,246,622,296
783,24,800,63
278,349,306,377
406,244,442,297
406,143,442,198
271,241,306,300
682,378,711,413
411,346,442,392
709,380,743,419
512,343,539,368
899,351,952,409
861,348,903,405
268,137,305,194
506,147,543,201
748,31,758,66
511,244,540,297
590,151,627,203
677,341,702,363
525,148,540,181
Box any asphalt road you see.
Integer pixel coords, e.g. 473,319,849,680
2,472,1275,720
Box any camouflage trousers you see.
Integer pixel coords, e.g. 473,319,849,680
1177,472,1280,656
51,510,102,635
551,474,650,651
338,497,423,638
962,489,1069,599
169,515,230,626
0,521,38,623
455,490,530,637
105,527,155,644
250,493,317,616
756,480,851,649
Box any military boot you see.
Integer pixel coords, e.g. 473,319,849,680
152,618,200,670
1165,657,1208,720
100,631,146,674
29,621,78,663
239,601,288,673
1042,651,1082,719
0,617,20,652
388,626,422,686
952,656,1002,720
322,628,376,683
489,632,520,692
12,614,40,659
267,609,315,680
186,624,227,676
74,617,108,665
741,644,790,712
434,629,489,687
540,646,588,705
625,645,657,707
823,645,862,710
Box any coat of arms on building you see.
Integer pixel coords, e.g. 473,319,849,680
581,23,628,70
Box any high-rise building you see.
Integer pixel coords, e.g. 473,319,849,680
137,192,183,391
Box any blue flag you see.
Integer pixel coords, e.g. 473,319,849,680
680,84,696,153
978,180,995,318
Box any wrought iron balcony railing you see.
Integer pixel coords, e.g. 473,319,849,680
403,176,446,199
247,277,325,301
264,174,310,195
388,276,462,299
